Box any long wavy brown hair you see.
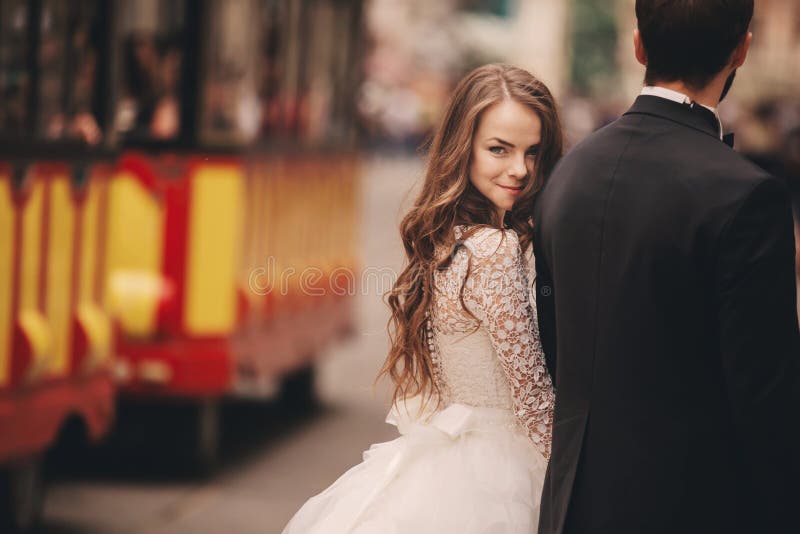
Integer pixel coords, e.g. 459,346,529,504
378,64,564,408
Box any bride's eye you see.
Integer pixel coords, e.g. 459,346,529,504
489,146,506,155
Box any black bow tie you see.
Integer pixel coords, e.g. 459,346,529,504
722,132,735,148
690,102,734,148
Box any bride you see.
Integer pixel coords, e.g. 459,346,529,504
283,63,564,533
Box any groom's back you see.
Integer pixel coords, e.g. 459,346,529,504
534,97,800,533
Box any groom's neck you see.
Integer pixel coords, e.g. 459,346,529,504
650,76,726,109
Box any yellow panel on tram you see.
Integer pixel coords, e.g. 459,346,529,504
18,178,52,382
0,176,13,387
44,174,76,376
242,163,262,301
20,181,44,314
77,177,112,369
184,164,244,335
104,171,165,338
79,177,101,305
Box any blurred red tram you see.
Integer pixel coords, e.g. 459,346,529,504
1,0,363,529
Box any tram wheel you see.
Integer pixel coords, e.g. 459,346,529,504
0,456,45,533
280,364,318,413
193,399,220,475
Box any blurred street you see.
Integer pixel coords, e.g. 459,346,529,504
40,155,421,534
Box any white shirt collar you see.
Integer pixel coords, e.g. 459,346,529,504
640,86,723,139
641,85,692,105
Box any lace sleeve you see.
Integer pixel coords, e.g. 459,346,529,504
462,229,555,459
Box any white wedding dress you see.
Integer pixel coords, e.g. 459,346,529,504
283,227,555,533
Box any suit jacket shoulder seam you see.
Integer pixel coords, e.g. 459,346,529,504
587,114,645,400
625,110,720,142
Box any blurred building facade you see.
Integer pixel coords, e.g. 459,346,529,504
360,0,570,146
739,0,800,99
362,0,800,150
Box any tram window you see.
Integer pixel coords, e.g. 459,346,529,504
201,0,261,145
37,0,103,144
280,0,305,139
300,0,337,144
299,0,363,145
0,0,30,136
328,0,362,144
256,0,288,139
37,0,70,139
115,0,185,142
63,1,104,145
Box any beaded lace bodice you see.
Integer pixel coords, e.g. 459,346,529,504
428,227,554,458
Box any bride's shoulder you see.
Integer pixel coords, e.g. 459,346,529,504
456,225,521,261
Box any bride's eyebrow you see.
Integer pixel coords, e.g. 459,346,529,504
488,137,514,147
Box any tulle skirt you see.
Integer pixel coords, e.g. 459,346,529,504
283,398,548,533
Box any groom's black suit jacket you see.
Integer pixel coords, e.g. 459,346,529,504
533,95,800,534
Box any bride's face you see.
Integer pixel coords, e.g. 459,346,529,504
469,99,541,220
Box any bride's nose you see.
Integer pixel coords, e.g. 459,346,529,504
507,154,527,181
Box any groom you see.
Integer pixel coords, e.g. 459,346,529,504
534,1,800,533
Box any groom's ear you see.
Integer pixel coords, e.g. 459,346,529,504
730,31,752,69
634,29,648,67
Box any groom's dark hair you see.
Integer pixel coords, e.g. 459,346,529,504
636,0,754,90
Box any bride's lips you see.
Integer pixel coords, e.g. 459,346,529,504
497,184,523,195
